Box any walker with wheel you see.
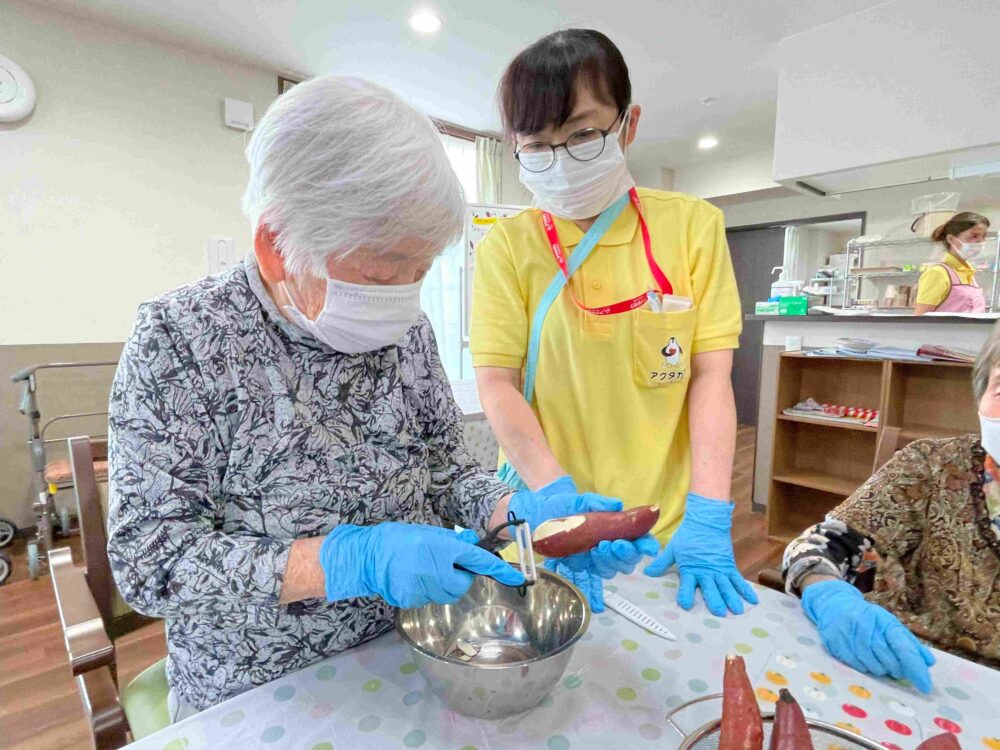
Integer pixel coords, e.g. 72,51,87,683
5,361,117,582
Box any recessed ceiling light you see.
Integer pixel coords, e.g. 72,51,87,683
408,9,442,34
698,135,719,150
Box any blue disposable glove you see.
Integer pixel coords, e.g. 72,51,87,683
320,523,525,608
556,535,662,579
544,561,609,613
509,475,622,531
543,535,661,613
516,477,661,613
644,492,758,617
802,579,935,693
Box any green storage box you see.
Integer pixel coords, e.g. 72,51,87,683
779,296,808,315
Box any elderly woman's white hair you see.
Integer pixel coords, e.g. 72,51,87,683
242,76,465,278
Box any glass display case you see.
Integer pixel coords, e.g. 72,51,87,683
839,233,1000,311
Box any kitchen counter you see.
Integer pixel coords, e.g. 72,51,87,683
746,316,994,351
746,313,999,324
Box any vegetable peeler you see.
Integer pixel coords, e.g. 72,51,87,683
454,511,538,595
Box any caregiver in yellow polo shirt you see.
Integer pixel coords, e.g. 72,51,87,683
471,29,757,618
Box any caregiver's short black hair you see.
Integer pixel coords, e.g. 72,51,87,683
498,29,631,137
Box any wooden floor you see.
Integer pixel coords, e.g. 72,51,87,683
0,425,780,749
731,425,786,582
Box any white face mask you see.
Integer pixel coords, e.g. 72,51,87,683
518,113,636,220
283,276,423,354
951,239,989,262
980,413,1000,462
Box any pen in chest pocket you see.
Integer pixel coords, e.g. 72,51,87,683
645,291,694,314
645,290,663,313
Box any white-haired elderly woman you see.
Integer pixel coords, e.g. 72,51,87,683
782,323,1000,695
107,75,656,720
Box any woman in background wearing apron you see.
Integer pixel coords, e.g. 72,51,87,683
471,29,757,617
914,212,991,314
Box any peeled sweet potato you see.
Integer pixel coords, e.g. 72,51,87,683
531,505,659,557
916,734,962,750
720,654,763,750
769,689,813,750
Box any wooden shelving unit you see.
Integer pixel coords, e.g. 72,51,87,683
776,413,878,432
766,353,978,544
772,471,863,497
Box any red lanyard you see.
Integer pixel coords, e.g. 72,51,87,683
541,187,673,315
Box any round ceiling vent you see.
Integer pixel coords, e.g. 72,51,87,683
0,55,36,123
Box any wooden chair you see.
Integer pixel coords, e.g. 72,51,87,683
757,567,785,593
755,431,904,597
49,436,168,749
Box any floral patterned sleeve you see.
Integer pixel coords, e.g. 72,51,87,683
107,301,291,620
782,441,933,597
408,318,510,539
781,518,877,596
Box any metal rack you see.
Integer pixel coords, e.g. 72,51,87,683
806,275,847,299
840,232,1000,310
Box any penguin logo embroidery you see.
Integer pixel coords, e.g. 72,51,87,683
661,337,682,368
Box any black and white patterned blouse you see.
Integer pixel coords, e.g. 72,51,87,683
107,254,509,710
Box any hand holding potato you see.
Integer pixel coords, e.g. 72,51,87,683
508,475,622,533
510,476,662,613
545,535,661,612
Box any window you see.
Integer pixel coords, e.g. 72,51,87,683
439,134,478,203
420,134,477,381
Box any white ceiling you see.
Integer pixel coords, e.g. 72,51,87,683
38,0,886,172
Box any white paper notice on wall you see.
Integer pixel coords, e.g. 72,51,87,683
223,98,254,131
207,236,238,275
463,204,525,340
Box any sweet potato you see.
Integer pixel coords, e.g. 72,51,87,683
720,654,763,750
915,734,962,750
531,505,659,557
769,689,813,750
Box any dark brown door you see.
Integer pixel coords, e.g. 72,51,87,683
727,226,787,426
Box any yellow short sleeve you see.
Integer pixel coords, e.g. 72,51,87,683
470,223,528,369
688,207,742,353
915,266,951,307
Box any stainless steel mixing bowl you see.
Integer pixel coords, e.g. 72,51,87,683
396,568,589,719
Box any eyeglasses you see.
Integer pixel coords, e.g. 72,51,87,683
514,110,626,173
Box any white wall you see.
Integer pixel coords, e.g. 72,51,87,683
673,151,781,200
629,158,666,192
786,226,851,283
499,141,533,206
0,0,277,345
773,0,1000,182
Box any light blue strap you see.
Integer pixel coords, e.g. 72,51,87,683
497,192,631,490
522,192,630,403
496,460,528,491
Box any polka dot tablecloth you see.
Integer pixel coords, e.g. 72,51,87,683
128,574,1000,750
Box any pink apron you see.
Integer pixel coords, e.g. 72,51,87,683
930,262,986,312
